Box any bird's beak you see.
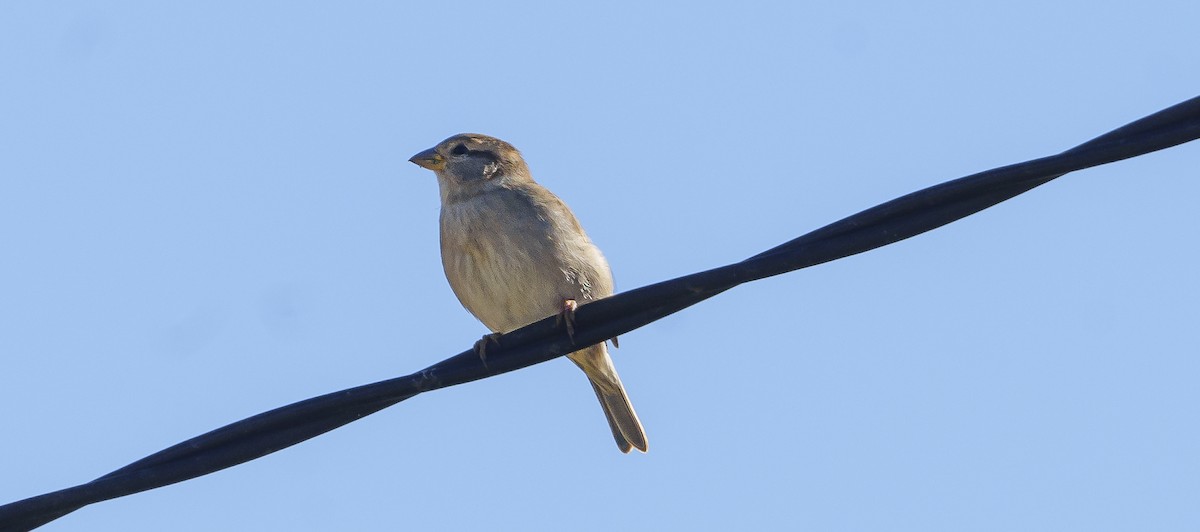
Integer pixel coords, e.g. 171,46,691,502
409,147,445,171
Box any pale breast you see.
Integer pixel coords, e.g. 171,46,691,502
439,185,613,334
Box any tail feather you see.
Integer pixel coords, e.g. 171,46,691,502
568,344,648,453
588,381,634,453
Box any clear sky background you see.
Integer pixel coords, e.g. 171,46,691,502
2,2,1198,531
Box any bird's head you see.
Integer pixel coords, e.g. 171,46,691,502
409,134,532,203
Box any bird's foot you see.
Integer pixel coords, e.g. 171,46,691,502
555,298,578,343
474,332,503,366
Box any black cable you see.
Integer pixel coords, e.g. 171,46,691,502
2,95,1197,532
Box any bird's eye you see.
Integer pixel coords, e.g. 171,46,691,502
450,144,468,156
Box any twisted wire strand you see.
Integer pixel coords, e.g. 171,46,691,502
2,95,1198,532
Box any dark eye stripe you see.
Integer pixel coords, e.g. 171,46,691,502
467,149,498,162
449,144,498,162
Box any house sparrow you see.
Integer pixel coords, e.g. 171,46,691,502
409,133,648,453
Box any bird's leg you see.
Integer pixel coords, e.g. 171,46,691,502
556,298,578,343
474,332,503,366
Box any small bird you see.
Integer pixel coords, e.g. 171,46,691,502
409,133,648,453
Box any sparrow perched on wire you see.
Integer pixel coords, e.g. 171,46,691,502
409,133,648,453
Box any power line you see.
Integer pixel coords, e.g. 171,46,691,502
2,95,1198,532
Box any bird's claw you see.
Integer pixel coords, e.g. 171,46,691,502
556,298,578,343
474,332,503,366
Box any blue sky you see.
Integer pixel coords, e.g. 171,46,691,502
2,2,1198,531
